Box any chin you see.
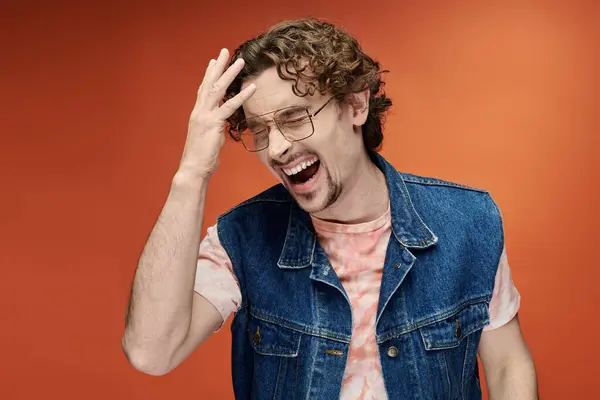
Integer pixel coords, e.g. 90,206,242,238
291,190,328,213
271,157,337,214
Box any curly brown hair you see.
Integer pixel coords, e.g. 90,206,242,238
224,18,392,152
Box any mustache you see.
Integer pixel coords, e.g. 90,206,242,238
270,151,318,167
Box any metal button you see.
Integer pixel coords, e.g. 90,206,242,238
455,320,462,339
387,346,399,358
252,327,261,346
325,349,345,356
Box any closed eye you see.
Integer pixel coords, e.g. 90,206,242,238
282,116,311,126
248,125,268,134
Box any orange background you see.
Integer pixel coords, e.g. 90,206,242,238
1,1,598,399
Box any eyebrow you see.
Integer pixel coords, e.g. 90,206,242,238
245,104,309,119
277,106,307,118
245,119,264,128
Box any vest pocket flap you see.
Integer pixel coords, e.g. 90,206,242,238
249,317,301,357
419,302,490,351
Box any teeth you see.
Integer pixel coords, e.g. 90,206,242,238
283,157,318,176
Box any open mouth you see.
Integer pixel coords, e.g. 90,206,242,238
283,157,321,186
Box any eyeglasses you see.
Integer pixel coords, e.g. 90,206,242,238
233,97,335,152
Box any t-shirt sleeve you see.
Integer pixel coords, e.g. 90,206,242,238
194,223,242,329
484,245,521,331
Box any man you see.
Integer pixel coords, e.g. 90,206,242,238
122,18,538,399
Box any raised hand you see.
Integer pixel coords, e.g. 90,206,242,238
179,48,256,178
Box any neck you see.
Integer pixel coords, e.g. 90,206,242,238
311,153,389,224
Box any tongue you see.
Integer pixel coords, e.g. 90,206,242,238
291,161,320,184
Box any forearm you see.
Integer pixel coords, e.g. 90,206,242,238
122,169,209,372
487,356,538,400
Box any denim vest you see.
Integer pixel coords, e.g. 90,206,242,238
216,153,503,400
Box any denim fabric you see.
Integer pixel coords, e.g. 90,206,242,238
217,153,503,400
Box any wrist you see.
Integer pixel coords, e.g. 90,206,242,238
171,167,211,192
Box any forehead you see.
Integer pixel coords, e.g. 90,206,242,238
241,67,324,118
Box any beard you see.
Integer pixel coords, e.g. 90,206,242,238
269,150,342,214
292,164,342,214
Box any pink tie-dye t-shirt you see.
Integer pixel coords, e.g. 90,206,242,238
194,206,520,400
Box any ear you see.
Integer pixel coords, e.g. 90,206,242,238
346,88,370,128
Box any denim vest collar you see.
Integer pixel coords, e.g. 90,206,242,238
277,153,439,270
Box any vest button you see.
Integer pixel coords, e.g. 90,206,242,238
252,327,260,346
387,346,399,358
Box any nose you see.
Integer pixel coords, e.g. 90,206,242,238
268,126,292,160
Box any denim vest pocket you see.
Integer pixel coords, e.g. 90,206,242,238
418,302,489,399
248,316,302,400
419,302,489,350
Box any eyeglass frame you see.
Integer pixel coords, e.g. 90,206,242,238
233,96,335,152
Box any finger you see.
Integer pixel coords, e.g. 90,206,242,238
196,58,217,100
218,83,256,119
207,57,245,100
200,48,230,99
211,48,230,80
202,59,217,85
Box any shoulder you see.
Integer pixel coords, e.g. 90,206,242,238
217,183,292,225
398,170,502,218
399,170,488,193
397,170,504,247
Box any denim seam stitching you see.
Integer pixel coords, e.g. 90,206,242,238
216,223,249,309
376,298,489,343
277,203,295,267
443,351,451,398
278,203,316,268
250,309,351,343
395,170,438,248
219,198,291,219
460,334,471,400
293,353,299,400
401,175,488,193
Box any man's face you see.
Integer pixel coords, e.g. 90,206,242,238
240,67,367,214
